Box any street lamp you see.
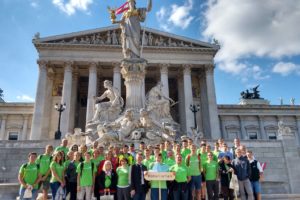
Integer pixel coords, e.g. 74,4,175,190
190,104,200,129
54,103,66,140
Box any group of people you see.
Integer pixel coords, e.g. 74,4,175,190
18,138,264,200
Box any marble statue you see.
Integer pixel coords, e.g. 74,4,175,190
146,82,175,120
97,109,138,142
290,98,295,105
92,80,124,122
148,33,153,46
110,0,152,58
278,120,292,136
106,31,112,44
112,30,119,45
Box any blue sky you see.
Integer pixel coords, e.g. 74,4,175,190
0,0,299,105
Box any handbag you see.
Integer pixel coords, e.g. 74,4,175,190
229,174,239,191
100,191,114,200
23,188,32,198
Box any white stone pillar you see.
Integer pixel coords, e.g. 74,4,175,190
160,64,169,98
113,63,121,93
86,62,98,123
30,60,48,140
177,76,186,132
219,116,227,139
205,65,221,139
183,65,194,134
258,115,266,139
69,71,78,132
0,115,7,140
296,116,300,145
21,115,29,140
41,71,54,139
60,61,73,137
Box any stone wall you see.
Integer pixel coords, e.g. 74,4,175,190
0,138,299,198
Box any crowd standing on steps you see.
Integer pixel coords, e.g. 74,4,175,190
18,138,264,200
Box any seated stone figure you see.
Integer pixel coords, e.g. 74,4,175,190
145,82,175,120
97,109,138,142
92,80,124,123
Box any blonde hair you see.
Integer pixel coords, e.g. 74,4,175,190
102,160,113,171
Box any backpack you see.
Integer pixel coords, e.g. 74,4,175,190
80,162,94,177
23,163,40,170
186,154,201,169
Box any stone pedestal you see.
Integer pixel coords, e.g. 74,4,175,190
121,58,147,111
278,133,300,193
239,99,270,105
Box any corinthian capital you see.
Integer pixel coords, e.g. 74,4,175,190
64,61,74,72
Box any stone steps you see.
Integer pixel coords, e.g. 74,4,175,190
261,194,300,200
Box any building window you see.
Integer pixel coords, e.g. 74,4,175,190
249,132,258,140
268,132,277,140
228,132,237,139
8,132,18,140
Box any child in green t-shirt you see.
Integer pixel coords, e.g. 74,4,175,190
18,152,41,200
77,152,97,200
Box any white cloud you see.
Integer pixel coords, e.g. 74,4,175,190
52,0,93,16
16,95,35,102
272,62,300,76
202,0,300,76
30,0,39,8
156,0,194,31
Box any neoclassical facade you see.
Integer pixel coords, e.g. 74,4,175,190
0,26,299,142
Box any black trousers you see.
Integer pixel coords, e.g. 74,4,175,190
206,180,219,200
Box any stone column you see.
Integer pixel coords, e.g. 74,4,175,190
41,70,54,139
113,63,121,93
199,72,210,138
177,76,186,132
238,116,246,139
30,60,48,140
296,116,300,145
0,115,7,140
69,71,79,132
160,64,169,97
21,115,29,140
278,130,300,193
60,61,73,137
183,65,194,134
219,116,227,139
205,65,221,139
86,62,98,123
258,115,266,139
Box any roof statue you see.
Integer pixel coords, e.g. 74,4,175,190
108,0,152,59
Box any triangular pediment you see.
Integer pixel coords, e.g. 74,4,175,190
33,26,219,50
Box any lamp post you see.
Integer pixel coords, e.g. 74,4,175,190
54,103,66,140
190,104,200,129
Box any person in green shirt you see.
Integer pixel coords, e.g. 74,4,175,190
88,141,99,155
35,145,53,200
142,148,153,169
50,151,65,200
164,150,175,168
92,149,105,169
170,154,190,200
116,158,131,200
54,139,69,159
180,140,191,160
203,152,219,200
197,142,207,200
186,144,201,200
18,152,41,200
77,152,97,200
118,145,135,165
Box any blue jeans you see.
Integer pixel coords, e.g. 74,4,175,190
151,188,167,200
133,192,146,200
50,181,61,200
19,187,38,200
